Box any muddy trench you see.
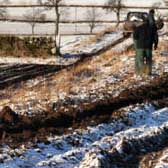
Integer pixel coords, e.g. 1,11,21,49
0,73,168,145
108,126,168,168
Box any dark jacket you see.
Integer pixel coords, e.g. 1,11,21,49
133,22,158,49
148,13,155,27
148,13,158,48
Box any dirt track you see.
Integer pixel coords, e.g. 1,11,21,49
0,38,167,167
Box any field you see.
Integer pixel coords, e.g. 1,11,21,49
0,28,167,167
0,0,168,167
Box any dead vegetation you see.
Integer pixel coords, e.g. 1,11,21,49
0,31,131,108
0,72,168,144
0,35,135,142
0,35,53,57
158,40,168,52
8,46,132,105
0,30,167,149
74,24,124,49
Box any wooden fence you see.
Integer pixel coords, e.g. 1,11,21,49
0,4,167,9
0,4,167,36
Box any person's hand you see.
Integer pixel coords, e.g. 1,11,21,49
154,44,157,50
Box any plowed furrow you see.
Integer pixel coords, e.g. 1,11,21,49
0,64,62,89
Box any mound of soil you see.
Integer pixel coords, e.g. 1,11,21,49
0,73,168,144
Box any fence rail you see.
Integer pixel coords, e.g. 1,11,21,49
0,4,167,36
0,4,167,10
0,33,97,36
0,18,125,24
0,18,168,24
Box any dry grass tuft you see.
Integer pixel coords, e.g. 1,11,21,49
158,40,168,51
1,28,135,109
75,25,121,49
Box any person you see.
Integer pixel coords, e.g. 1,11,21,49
133,13,158,76
146,9,158,75
148,9,158,51
148,9,156,27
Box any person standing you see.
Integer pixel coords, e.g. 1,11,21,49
146,9,158,75
133,13,158,76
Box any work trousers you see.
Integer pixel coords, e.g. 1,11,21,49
135,49,152,75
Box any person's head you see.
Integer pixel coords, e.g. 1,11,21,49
149,9,155,15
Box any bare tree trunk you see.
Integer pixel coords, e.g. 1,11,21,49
54,5,61,57
116,11,120,27
90,24,94,34
32,24,35,35
90,28,93,34
75,7,77,33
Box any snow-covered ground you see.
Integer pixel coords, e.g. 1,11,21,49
0,18,167,168
0,104,168,167
61,31,125,55
0,0,166,34
0,31,134,114
0,30,167,117
0,31,128,66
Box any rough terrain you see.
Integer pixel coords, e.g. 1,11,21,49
0,30,168,167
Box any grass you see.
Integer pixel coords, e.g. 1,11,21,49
74,25,123,49
158,40,168,51
2,28,165,113
0,35,53,58
4,44,133,110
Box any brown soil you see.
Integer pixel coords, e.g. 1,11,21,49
108,127,168,168
0,73,168,146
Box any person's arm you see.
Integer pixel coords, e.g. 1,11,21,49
153,27,158,50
